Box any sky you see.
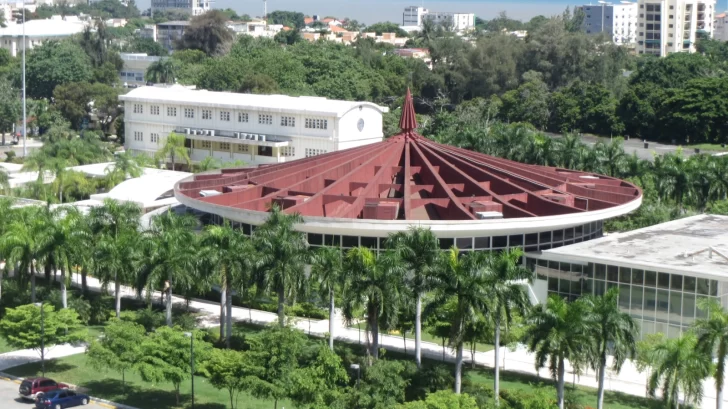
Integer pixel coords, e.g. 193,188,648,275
134,0,576,24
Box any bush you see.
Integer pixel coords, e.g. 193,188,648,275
68,297,92,325
286,302,327,319
408,364,455,401
5,150,15,162
120,308,165,332
173,312,198,330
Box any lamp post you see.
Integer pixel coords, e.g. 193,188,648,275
598,1,608,34
183,331,195,409
34,302,45,376
21,0,27,157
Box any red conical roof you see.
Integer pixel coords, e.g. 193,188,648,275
398,88,418,134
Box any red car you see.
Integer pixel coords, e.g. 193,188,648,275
18,377,69,401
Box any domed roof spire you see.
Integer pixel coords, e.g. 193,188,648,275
398,88,418,134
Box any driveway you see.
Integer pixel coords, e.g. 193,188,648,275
0,378,106,409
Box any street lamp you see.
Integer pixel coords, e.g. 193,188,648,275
183,331,195,409
598,1,609,34
21,0,27,157
34,302,45,377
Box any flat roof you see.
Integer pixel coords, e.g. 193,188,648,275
539,214,728,279
119,85,389,118
0,19,86,38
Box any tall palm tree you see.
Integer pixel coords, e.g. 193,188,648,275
0,198,15,302
594,138,627,177
647,333,710,409
555,133,584,170
343,246,404,361
525,295,592,409
156,132,190,171
388,226,439,368
583,288,638,409
429,247,491,393
1,206,43,302
104,152,144,188
311,246,345,351
95,230,141,317
199,222,251,347
145,58,178,84
694,298,728,409
252,205,309,327
484,249,532,403
139,210,198,326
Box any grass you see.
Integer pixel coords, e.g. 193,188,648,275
685,143,728,152
350,322,495,353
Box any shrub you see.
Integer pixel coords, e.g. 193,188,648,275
173,312,198,331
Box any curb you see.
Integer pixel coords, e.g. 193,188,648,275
0,371,140,409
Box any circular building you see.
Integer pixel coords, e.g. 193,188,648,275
175,91,642,253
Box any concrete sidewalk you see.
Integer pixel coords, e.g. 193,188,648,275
0,344,86,371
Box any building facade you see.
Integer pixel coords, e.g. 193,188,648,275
119,86,389,166
120,53,164,87
579,1,639,45
0,19,86,57
151,0,210,16
156,21,189,52
636,0,716,56
715,12,728,40
402,5,475,32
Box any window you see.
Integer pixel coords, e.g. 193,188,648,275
220,142,230,150
305,118,328,129
184,108,195,118
238,112,249,123
281,116,295,127
167,107,177,117
134,131,143,142
236,144,249,153
281,146,295,157
133,104,143,114
202,109,212,120
220,111,231,121
200,140,211,149
150,133,159,143
305,148,327,157
258,114,272,125
150,105,160,115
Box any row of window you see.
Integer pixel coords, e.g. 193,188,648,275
130,104,328,130
281,146,295,157
305,148,327,158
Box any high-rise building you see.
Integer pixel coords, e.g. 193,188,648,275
714,11,728,40
636,0,716,56
402,5,475,32
578,1,639,45
151,0,210,17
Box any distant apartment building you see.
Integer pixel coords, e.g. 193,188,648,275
120,53,164,87
578,1,638,45
157,20,189,52
0,19,86,57
636,0,716,56
402,5,475,32
715,12,728,40
151,0,210,17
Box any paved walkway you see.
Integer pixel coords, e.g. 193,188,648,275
0,344,86,372
44,272,728,409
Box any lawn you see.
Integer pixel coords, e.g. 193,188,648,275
685,143,728,152
350,322,495,353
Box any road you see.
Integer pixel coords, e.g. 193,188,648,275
0,379,106,409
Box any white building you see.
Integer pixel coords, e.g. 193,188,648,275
715,11,728,40
0,19,86,57
578,1,639,45
227,20,283,38
151,0,210,16
402,5,475,32
119,86,389,166
156,20,189,52
120,53,165,87
637,0,716,56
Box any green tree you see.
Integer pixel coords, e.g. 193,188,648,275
337,359,411,409
694,299,728,409
500,71,551,130
137,327,212,405
86,318,145,387
104,151,144,188
267,11,305,28
0,78,20,143
156,131,190,171
204,348,261,409
388,227,439,368
290,343,348,409
311,246,345,350
0,304,86,366
253,205,309,326
178,10,235,56
525,295,592,409
583,288,638,409
24,40,93,99
365,22,409,37
1,207,44,302
647,333,710,409
146,58,178,84
397,390,479,409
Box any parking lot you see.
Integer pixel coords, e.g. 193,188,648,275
0,379,106,409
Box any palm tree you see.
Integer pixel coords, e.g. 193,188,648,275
694,299,728,409
583,288,638,409
199,222,251,347
647,333,710,409
555,133,584,170
105,152,144,188
139,210,198,326
388,226,439,368
0,198,15,301
429,247,491,393
156,132,190,171
594,137,627,177
311,246,345,350
145,58,178,84
1,206,43,302
343,247,404,361
525,295,592,409
484,249,532,403
252,205,309,327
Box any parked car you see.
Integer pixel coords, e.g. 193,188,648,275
34,389,90,409
18,377,69,401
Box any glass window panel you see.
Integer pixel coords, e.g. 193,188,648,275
619,284,631,309
667,324,683,339
548,276,559,292
620,267,631,283
631,269,644,285
631,286,643,317
324,235,341,246
360,236,377,249
607,265,619,282
439,238,454,250
583,264,593,278
242,223,251,236
697,278,710,295
696,296,710,318
308,233,323,246
594,280,606,296
658,273,670,289
539,231,551,244
572,264,583,274
571,278,582,296
669,292,682,324
564,228,574,240
456,237,473,249
710,280,719,296
582,278,594,294
683,276,696,293
645,271,657,287
380,237,389,249
525,233,538,246
539,244,552,251
492,236,507,248
549,261,559,272
584,223,592,234
526,257,536,271
671,275,683,291
575,225,583,237
537,259,547,267
564,240,574,246
643,288,657,320
509,234,524,247
474,237,489,249
607,281,618,292
342,235,359,248
656,289,670,322
640,320,654,338
553,242,563,249
682,293,696,325
560,276,571,294
553,229,564,242
595,264,606,280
